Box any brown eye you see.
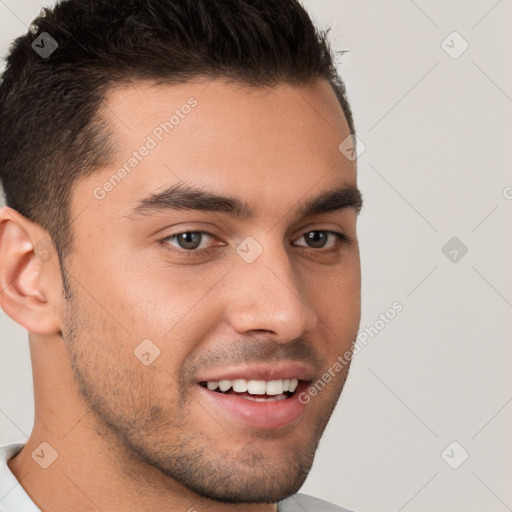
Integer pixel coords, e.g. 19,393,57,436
304,231,328,248
162,231,215,252
174,232,203,250
294,230,348,250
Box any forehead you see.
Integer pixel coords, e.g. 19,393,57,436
75,78,357,223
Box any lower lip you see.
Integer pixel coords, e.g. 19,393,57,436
197,381,310,430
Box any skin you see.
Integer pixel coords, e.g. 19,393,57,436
0,77,361,511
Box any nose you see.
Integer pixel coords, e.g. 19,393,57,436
224,237,318,341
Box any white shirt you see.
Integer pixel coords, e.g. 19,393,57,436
0,442,352,511
0,443,40,512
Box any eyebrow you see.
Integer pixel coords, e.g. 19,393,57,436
124,182,363,221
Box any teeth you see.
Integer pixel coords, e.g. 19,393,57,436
266,380,283,395
203,378,301,395
243,394,288,402
218,380,232,392
247,380,266,394
232,379,248,392
288,378,299,393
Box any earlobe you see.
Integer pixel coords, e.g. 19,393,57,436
0,206,62,335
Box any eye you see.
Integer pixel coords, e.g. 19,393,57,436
162,231,217,252
160,229,350,258
293,230,348,250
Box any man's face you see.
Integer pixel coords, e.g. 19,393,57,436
62,78,361,503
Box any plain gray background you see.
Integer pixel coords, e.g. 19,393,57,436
1,1,511,511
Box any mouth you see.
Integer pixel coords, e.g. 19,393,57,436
198,378,302,402
197,378,312,429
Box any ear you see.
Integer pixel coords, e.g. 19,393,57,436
0,206,63,335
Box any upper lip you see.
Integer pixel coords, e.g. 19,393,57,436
196,361,315,383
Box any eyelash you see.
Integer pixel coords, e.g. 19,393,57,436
159,230,351,258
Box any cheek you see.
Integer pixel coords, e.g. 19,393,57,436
79,244,211,332
91,261,229,384
300,259,361,346
303,252,361,302
64,286,186,416
120,269,222,342
66,236,229,406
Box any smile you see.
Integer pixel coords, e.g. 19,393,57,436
199,378,300,401
197,378,311,429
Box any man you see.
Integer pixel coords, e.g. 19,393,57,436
0,0,362,510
